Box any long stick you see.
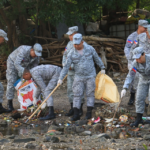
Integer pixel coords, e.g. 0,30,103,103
111,97,123,128
25,75,67,123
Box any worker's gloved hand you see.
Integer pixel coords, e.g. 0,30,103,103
33,97,37,106
121,89,126,98
41,102,47,110
101,70,105,74
57,79,63,85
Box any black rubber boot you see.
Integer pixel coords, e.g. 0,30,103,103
65,103,74,116
0,103,11,114
128,92,135,105
79,103,83,117
130,113,143,127
7,100,14,112
71,107,80,121
40,106,56,120
84,107,93,120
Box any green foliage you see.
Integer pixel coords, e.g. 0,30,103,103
0,42,11,56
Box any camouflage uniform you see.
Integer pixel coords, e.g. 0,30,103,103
59,44,105,109
62,41,87,103
30,65,61,106
6,45,40,100
124,31,139,93
123,52,150,114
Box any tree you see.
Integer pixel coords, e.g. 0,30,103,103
0,0,136,53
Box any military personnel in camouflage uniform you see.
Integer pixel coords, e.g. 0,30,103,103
121,47,150,127
58,33,105,121
0,29,10,113
124,20,148,105
6,43,42,111
62,26,85,117
23,64,61,120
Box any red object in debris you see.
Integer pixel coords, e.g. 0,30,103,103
94,117,101,123
22,89,33,103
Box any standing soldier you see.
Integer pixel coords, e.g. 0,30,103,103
62,26,85,117
121,47,150,127
124,20,148,105
58,33,105,121
23,64,61,120
6,43,42,112
0,29,10,113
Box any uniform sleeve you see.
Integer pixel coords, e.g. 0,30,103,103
124,34,134,59
123,62,137,89
59,54,72,80
14,46,26,77
91,47,105,69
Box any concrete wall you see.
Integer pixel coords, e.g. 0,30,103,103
110,23,138,39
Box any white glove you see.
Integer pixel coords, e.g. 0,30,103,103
41,102,47,110
101,70,105,74
33,97,37,106
121,89,126,98
57,79,63,85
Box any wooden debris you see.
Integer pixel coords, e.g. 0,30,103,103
0,35,127,79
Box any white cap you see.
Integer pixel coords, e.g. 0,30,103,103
73,33,82,45
138,20,149,28
133,47,144,59
0,29,8,41
33,43,42,57
66,26,78,35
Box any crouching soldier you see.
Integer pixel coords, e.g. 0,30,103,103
121,47,150,127
57,33,105,121
23,64,62,120
6,43,42,112
0,29,10,113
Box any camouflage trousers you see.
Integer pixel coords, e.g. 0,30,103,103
6,57,18,100
72,77,95,109
67,74,85,104
136,77,150,114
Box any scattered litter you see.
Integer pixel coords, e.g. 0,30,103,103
64,123,70,126
142,117,150,120
59,123,62,126
94,117,100,123
59,114,61,117
91,118,94,121
119,115,128,123
105,118,113,123
116,125,120,128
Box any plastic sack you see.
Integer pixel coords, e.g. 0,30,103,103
95,72,120,103
15,79,37,110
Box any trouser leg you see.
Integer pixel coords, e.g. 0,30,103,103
67,75,74,103
72,77,84,109
136,79,149,114
45,71,60,107
86,77,95,107
6,59,18,100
